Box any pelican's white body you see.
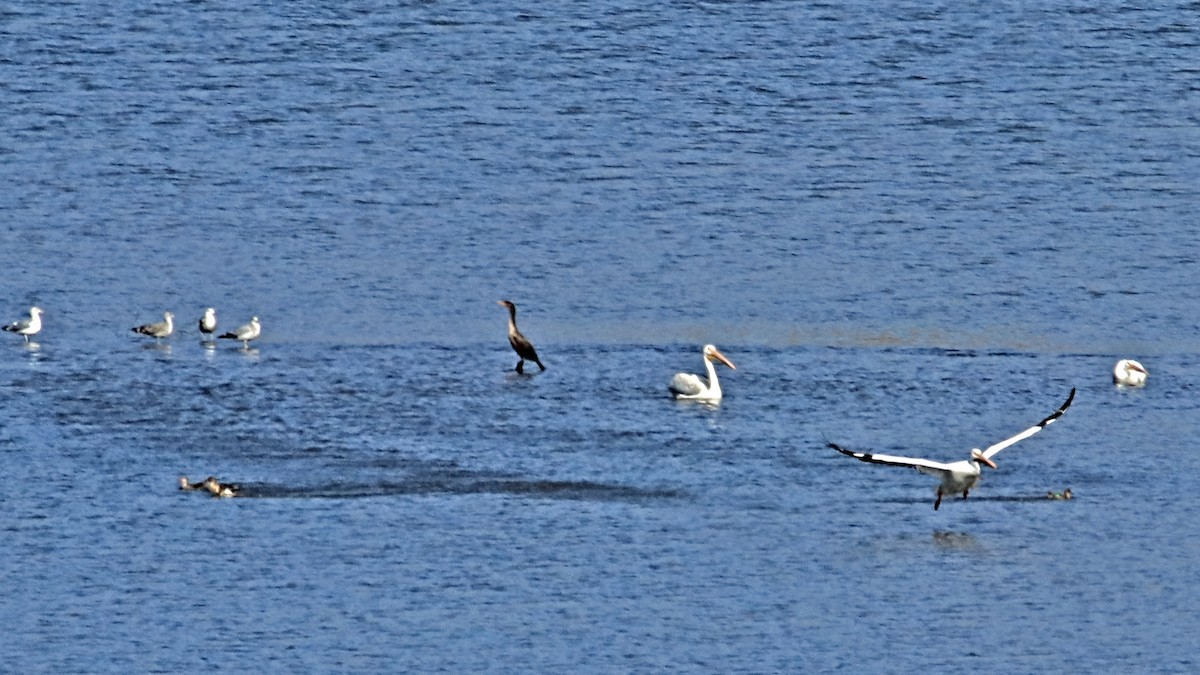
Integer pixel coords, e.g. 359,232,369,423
1113,359,1148,387
670,344,735,402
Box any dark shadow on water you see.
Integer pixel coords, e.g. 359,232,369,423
932,530,978,549
196,478,684,502
870,494,1077,506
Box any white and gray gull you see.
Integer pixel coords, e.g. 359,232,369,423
219,316,261,347
199,307,217,338
3,306,44,342
132,311,175,339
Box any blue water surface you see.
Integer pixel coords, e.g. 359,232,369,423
1,0,1197,672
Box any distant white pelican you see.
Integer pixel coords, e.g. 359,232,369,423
199,307,217,339
1113,359,1148,387
3,306,43,342
497,300,545,374
132,311,174,339
830,388,1075,510
669,344,736,402
220,316,261,347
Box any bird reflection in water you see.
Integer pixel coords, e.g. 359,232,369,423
932,531,977,549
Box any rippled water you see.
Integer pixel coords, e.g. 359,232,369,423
2,1,1198,671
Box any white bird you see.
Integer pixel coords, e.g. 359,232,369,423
219,316,261,347
199,307,217,338
132,311,175,339
669,344,736,402
1113,359,1148,387
3,306,44,342
830,388,1075,510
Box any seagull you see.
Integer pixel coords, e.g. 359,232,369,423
830,388,1075,510
669,344,736,402
3,306,43,342
219,316,261,347
1113,359,1148,387
199,308,217,339
132,311,175,339
497,300,544,373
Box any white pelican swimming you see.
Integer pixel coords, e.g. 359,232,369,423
132,311,174,339
669,344,736,402
219,316,261,347
3,306,43,342
830,388,1075,510
1112,359,1148,387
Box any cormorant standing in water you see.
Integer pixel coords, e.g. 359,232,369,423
497,300,545,374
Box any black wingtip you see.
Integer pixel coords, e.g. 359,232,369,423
827,442,852,456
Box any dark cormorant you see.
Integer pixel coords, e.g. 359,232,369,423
497,300,545,374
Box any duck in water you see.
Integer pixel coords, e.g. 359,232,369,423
201,476,241,498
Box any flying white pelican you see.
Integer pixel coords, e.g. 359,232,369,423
1112,359,1148,387
497,300,545,374
132,311,175,339
669,344,736,402
199,307,217,339
830,388,1075,510
3,306,43,342
219,316,261,347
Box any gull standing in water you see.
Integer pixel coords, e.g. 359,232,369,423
220,316,261,347
1112,359,1148,387
199,307,217,340
497,300,545,373
669,344,736,402
132,311,174,339
830,388,1075,510
3,306,44,342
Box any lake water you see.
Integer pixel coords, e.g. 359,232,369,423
2,0,1198,671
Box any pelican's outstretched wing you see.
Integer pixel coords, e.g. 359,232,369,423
981,388,1075,460
829,442,953,478
669,373,704,397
